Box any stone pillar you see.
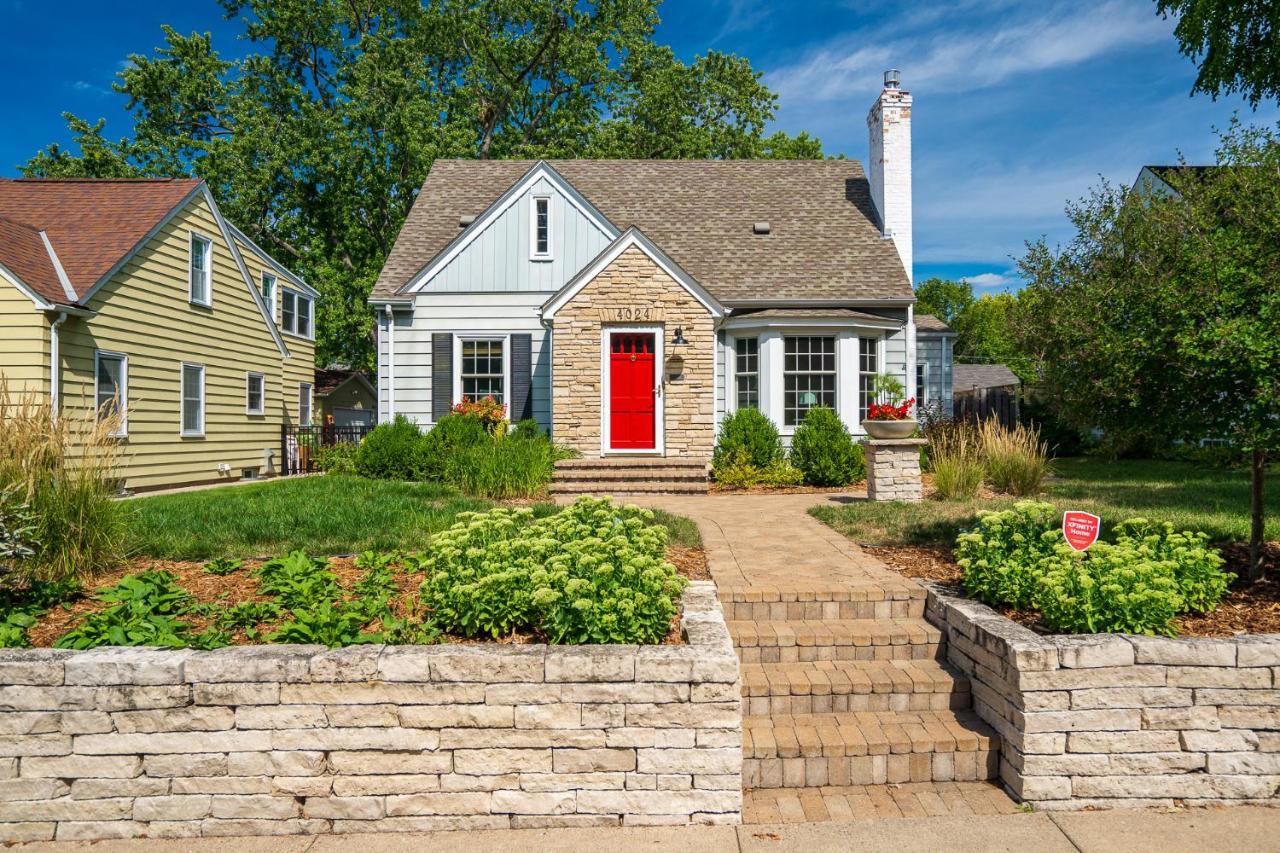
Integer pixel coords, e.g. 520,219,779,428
862,438,927,502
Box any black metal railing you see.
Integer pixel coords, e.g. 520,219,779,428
280,422,375,475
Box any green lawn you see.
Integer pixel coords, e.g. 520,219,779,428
812,457,1280,548
124,475,700,560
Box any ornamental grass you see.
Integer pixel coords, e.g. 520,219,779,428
979,417,1053,496
926,420,984,499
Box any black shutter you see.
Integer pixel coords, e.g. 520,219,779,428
510,333,533,422
432,333,453,420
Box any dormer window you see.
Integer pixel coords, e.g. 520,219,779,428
531,196,552,260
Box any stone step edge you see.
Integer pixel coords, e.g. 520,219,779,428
740,660,972,698
728,619,943,647
717,586,926,603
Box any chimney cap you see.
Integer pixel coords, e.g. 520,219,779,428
884,69,901,89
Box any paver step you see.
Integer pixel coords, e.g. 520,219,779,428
549,481,708,495
719,586,926,621
741,659,971,715
742,781,1019,823
552,468,709,482
729,619,943,662
554,457,709,471
742,709,1000,789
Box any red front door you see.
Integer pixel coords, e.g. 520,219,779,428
609,333,656,450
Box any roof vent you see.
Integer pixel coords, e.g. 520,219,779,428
752,221,771,235
459,214,476,228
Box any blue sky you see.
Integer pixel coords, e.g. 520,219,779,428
2,0,1274,290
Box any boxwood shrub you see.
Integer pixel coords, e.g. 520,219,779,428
790,406,865,486
713,408,784,471
354,416,426,480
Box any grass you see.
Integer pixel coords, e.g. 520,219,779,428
811,456,1280,548
124,475,702,560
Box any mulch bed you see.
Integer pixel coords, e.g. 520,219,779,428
24,546,707,649
864,542,1280,638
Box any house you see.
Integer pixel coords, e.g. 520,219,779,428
371,72,949,468
953,364,1020,399
0,177,318,491
315,367,377,427
912,314,955,417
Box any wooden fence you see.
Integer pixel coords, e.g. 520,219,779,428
954,388,1020,429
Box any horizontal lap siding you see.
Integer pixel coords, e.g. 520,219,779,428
0,277,48,396
916,334,954,416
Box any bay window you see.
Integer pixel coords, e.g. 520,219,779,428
783,336,836,426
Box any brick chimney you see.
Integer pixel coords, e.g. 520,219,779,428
866,69,913,278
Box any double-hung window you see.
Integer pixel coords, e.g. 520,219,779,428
189,234,212,305
460,338,505,403
281,289,313,338
95,351,127,435
859,337,880,421
531,196,551,259
735,337,759,410
181,362,205,437
783,336,836,426
261,273,276,321
298,382,313,424
246,372,265,415
916,362,929,408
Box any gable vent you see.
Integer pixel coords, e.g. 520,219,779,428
753,221,771,235
459,214,476,228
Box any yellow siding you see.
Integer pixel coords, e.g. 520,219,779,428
57,196,312,491
0,274,49,397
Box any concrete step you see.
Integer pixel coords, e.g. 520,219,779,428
719,585,926,622
740,659,971,716
742,709,1000,789
729,619,943,663
554,457,709,471
552,468,709,482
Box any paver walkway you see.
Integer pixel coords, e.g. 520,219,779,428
620,491,1006,821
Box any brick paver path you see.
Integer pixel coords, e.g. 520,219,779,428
619,491,1010,822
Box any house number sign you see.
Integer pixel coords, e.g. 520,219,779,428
600,307,662,323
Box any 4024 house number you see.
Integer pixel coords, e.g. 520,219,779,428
600,306,661,322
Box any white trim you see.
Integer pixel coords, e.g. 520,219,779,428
226,221,320,298
727,334,760,415
382,304,395,422
403,161,617,294
721,315,902,332
38,230,78,303
452,334,512,409
260,272,277,324
298,381,314,425
541,228,724,321
529,195,553,261
180,361,206,437
94,350,129,437
246,371,266,416
600,325,665,457
906,303,918,404
281,287,314,339
188,231,214,307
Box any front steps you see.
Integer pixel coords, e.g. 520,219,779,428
729,619,943,663
550,456,708,496
741,659,972,715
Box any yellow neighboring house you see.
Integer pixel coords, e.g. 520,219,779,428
0,177,319,491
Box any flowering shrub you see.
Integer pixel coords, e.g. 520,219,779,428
419,497,686,644
866,398,916,421
1111,519,1229,613
956,502,1062,609
452,396,506,430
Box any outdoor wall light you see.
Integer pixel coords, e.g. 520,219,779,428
672,326,687,346
665,354,685,382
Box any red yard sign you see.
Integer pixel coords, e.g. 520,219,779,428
1062,511,1101,551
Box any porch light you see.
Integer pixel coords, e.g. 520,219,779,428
672,326,687,346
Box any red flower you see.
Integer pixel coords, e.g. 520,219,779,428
866,397,916,421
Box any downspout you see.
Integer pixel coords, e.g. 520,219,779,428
383,303,395,421
49,311,69,421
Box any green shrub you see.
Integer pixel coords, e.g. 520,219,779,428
511,418,544,440
419,498,686,644
713,409,784,472
955,501,1062,609
449,436,556,500
790,407,864,487
355,416,426,480
315,442,358,475
713,453,804,489
419,413,489,480
1036,543,1185,635
980,418,1053,496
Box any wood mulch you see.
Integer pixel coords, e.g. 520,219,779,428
24,545,708,649
864,541,1280,638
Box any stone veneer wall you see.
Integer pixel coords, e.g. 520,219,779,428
926,583,1280,810
862,439,926,502
0,582,740,843
549,246,715,459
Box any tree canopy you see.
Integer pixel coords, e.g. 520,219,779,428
914,278,1033,382
1157,0,1280,107
23,0,823,368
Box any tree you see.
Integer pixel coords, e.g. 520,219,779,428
914,278,1034,381
1157,0,1280,107
23,0,822,369
913,277,975,326
1015,120,1280,579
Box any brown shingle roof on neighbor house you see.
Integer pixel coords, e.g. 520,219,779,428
953,363,1020,391
314,368,373,397
913,313,952,332
372,160,912,303
0,178,203,304
0,216,65,304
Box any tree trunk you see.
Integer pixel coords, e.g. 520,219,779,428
1249,448,1266,582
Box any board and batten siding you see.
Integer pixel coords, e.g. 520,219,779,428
55,196,302,491
0,274,49,396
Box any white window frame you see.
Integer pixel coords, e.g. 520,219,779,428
188,232,213,307
180,362,206,437
782,335,838,428
732,336,759,412
916,362,929,408
280,288,313,339
599,325,665,456
246,371,266,416
858,335,886,422
298,382,313,425
529,195,553,261
452,335,511,406
261,272,277,322
94,350,128,437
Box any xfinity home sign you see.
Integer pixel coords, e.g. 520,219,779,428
1062,511,1101,551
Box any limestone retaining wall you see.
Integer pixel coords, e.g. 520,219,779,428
0,582,741,842
925,583,1280,810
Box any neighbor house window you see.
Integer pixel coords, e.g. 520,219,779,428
461,338,505,403
281,289,312,338
181,362,205,436
531,196,551,259
95,351,127,435
783,336,836,426
246,372,265,415
859,337,880,421
916,362,929,408
735,337,759,410
298,382,313,424
261,273,276,320
189,234,212,305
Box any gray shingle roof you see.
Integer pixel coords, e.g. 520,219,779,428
953,364,1020,390
914,313,952,332
730,307,900,323
371,160,912,303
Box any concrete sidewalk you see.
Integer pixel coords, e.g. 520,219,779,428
13,808,1279,853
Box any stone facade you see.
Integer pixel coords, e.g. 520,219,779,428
926,583,1280,810
550,246,715,459
0,582,740,842
862,438,926,502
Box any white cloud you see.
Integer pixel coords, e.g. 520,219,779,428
963,272,1014,290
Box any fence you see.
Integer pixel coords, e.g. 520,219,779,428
954,387,1020,429
280,422,374,475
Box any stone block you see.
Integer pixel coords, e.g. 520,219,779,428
133,795,212,821
1072,774,1277,799
227,750,326,777
1067,731,1181,753
185,647,321,683
70,777,169,800
1070,687,1192,709
302,796,385,819
0,733,70,756
142,753,227,778
544,647,636,682
272,727,438,752
171,777,272,795
1055,636,1136,669
75,730,271,755
1018,666,1166,691
400,704,514,729
1129,636,1236,666
0,649,70,685
94,685,190,711
515,703,582,729
384,792,492,816
453,749,551,775
21,755,141,778
0,779,69,801
0,686,96,712
1020,708,1141,733
423,647,545,683
1142,706,1220,730
0,821,56,842
324,704,399,728
309,646,384,682
634,647,696,682
270,776,332,797
235,704,328,730
199,818,330,836
552,748,636,773
576,788,739,815
0,796,132,821
1167,666,1271,688
331,775,442,796
193,682,280,706
112,707,234,733
1106,752,1206,774
1196,688,1280,706
279,682,483,706
54,821,146,841
1219,705,1280,729
560,683,687,704
327,751,453,776
1235,637,1280,667
636,748,740,775
1205,751,1280,774
64,649,190,686
491,790,575,815
209,794,301,819
519,772,625,792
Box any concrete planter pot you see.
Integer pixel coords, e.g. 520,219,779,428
861,418,919,440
